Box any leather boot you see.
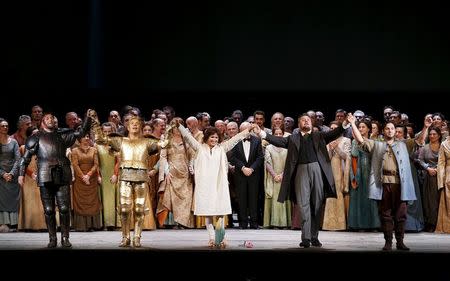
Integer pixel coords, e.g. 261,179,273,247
45,214,57,248
60,212,72,248
382,232,393,251
395,223,410,251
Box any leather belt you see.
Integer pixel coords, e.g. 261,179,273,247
382,170,398,176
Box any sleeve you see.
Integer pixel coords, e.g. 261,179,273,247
250,140,264,172
264,133,289,149
87,148,99,176
71,149,84,178
416,146,429,170
264,148,276,178
158,148,168,183
322,125,345,144
359,138,375,154
9,140,21,177
437,144,446,189
221,129,250,152
229,145,247,171
18,135,38,177
178,125,200,151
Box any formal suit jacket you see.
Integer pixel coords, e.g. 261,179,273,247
230,136,264,180
264,126,345,203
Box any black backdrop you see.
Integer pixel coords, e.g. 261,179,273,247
2,1,449,127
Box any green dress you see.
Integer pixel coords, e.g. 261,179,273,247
348,140,380,230
97,144,120,228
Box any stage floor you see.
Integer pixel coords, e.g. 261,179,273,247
0,228,449,252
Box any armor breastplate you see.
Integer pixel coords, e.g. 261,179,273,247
36,131,72,185
120,138,150,170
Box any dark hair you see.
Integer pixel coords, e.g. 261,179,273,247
428,126,442,143
395,124,407,137
357,120,372,135
298,113,310,119
253,110,265,117
202,127,223,143
371,120,382,132
329,121,340,128
163,106,175,115
382,122,395,131
196,112,210,121
432,112,445,121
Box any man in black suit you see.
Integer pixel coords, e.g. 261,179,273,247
230,122,264,229
253,113,350,247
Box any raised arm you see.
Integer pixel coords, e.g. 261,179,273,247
415,114,432,146
178,124,200,152
350,113,364,144
221,128,250,152
349,113,375,153
252,124,289,148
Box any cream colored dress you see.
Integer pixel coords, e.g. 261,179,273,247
322,136,351,230
179,125,249,216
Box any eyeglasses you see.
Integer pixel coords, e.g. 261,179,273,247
0,125,8,128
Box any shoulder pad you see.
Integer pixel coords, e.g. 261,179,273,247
25,134,39,150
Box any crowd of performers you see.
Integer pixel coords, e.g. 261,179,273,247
0,104,449,251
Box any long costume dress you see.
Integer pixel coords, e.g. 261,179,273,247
436,138,450,233
347,140,380,230
71,146,102,231
18,156,46,230
0,139,20,226
322,137,351,230
263,144,291,228
417,143,440,230
97,144,120,228
157,138,194,228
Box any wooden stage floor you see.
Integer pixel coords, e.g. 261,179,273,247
1,229,449,280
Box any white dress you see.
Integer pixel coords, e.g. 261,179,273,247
179,125,248,216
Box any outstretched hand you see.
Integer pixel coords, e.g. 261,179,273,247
424,115,432,128
251,123,261,135
87,109,100,126
346,113,355,125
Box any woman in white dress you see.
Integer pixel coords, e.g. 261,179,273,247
176,121,252,248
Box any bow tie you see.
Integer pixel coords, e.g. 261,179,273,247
243,138,250,142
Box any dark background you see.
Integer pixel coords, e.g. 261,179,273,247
2,1,449,128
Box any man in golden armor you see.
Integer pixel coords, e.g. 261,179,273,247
90,110,161,247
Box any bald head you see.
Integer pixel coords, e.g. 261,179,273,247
239,121,251,132
186,116,199,132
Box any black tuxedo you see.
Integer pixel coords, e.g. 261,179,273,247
230,135,263,228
